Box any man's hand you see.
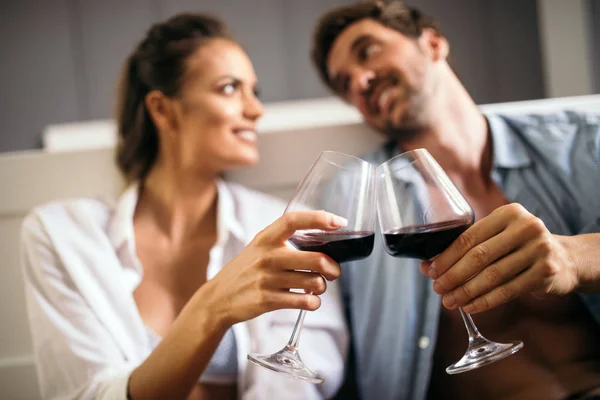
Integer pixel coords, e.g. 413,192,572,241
420,203,580,314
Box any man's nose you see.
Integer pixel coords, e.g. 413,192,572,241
348,68,375,110
349,68,375,95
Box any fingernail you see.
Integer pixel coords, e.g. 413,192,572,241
443,293,456,308
463,304,474,313
432,281,443,294
428,264,438,279
330,214,348,227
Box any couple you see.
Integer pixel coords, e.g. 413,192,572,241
21,1,600,400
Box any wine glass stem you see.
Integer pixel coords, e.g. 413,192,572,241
459,307,484,343
287,310,308,349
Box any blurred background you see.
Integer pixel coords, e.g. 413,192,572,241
0,2,599,398
0,0,599,153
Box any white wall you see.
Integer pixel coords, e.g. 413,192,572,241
537,0,595,97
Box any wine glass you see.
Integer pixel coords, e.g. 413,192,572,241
376,148,523,374
248,151,377,383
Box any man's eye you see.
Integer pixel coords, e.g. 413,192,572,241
359,43,378,62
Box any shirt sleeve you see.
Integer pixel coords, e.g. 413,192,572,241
21,212,136,400
567,112,600,234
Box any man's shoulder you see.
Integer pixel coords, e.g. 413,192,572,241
501,110,600,141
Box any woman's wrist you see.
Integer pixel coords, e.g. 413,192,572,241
184,277,232,336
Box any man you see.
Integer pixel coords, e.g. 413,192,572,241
311,1,600,399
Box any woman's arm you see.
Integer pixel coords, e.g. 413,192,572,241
23,210,346,400
22,213,139,400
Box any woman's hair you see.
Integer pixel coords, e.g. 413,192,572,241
311,0,442,94
115,13,233,183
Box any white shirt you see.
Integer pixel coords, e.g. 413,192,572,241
21,180,348,400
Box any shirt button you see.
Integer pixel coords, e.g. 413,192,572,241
418,336,430,349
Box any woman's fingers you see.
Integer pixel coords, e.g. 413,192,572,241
256,290,322,313
262,270,327,295
260,247,341,281
255,210,347,246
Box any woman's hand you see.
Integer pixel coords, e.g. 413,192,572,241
420,203,580,314
195,210,347,328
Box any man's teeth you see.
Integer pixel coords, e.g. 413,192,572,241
236,130,257,142
378,87,393,111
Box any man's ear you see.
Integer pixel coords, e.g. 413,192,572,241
420,28,449,62
145,90,178,134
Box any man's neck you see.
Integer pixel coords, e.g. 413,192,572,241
396,75,491,186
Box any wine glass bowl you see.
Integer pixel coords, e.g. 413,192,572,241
248,151,377,383
376,148,523,374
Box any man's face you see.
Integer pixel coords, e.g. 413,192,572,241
327,19,446,135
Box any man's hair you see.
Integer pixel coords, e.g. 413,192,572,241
311,0,442,93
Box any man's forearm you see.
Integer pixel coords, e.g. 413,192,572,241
559,233,600,292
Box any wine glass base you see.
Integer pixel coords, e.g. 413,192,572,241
247,345,324,384
446,339,523,375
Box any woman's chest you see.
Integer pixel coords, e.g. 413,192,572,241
134,238,215,336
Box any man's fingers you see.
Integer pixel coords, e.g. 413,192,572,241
461,266,541,314
429,204,529,279
439,242,539,309
433,228,525,295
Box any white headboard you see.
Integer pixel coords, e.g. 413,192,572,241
1,95,599,399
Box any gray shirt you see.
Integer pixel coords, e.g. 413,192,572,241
341,111,600,400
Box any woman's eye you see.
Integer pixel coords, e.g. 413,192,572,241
222,82,238,95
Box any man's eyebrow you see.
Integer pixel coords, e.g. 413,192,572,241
350,34,372,55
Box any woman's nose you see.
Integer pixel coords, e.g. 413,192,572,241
244,92,264,121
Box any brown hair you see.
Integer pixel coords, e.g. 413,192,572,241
116,13,233,183
311,0,442,93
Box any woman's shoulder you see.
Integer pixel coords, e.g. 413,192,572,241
22,197,115,245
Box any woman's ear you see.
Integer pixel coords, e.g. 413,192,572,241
420,28,449,63
145,90,179,134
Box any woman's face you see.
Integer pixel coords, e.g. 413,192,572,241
152,38,264,175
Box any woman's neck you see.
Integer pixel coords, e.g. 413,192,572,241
136,164,219,245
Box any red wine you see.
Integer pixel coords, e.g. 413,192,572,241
288,231,375,263
383,220,472,260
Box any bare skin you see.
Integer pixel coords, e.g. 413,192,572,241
327,18,600,399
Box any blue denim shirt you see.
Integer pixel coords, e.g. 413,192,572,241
341,111,600,400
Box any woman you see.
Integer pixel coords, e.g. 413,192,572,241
21,13,348,400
